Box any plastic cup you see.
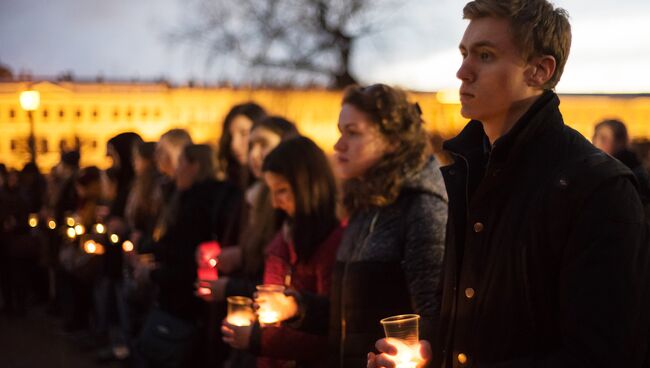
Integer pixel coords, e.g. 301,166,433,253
226,296,255,327
255,284,285,326
380,314,421,368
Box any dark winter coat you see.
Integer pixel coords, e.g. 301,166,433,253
436,91,649,368
151,178,242,321
328,157,448,368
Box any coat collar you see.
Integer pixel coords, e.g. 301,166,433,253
443,90,563,165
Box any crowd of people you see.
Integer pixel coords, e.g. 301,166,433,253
2,1,650,368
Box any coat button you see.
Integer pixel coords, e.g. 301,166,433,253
465,288,475,299
458,353,469,365
473,222,484,233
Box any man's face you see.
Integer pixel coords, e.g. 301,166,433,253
457,17,537,123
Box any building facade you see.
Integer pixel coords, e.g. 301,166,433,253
1,80,649,171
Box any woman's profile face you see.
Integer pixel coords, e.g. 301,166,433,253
229,114,254,166
264,171,295,217
249,126,282,179
333,104,392,180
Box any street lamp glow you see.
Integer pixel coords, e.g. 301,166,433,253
20,90,40,111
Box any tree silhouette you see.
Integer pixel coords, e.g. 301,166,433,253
173,0,398,88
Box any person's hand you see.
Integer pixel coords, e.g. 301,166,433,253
221,319,253,350
195,277,229,302
367,339,431,368
134,256,156,284
217,246,242,274
254,288,298,322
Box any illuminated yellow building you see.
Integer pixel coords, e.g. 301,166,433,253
0,80,648,171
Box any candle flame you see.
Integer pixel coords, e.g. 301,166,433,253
384,339,423,368
83,240,105,255
110,234,119,243
66,217,75,227
66,227,77,239
198,287,212,296
122,240,134,252
74,224,85,235
258,309,280,325
28,214,38,228
48,220,56,230
94,223,106,234
227,313,254,327
209,258,217,267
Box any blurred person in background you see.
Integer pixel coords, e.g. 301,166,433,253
593,119,650,202
136,144,241,368
94,132,142,362
216,102,267,190
213,116,300,301
222,136,344,368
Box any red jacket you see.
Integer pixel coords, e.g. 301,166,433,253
254,222,344,368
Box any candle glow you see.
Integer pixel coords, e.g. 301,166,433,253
66,217,75,227
47,220,56,230
258,309,280,325
66,227,76,239
28,214,38,228
122,240,134,252
227,313,254,327
74,224,85,235
110,234,119,243
94,223,106,234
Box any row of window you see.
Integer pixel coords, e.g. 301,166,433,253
4,106,163,121
5,138,98,153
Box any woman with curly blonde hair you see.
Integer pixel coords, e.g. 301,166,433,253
322,84,448,367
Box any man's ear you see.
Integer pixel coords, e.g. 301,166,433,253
526,55,557,88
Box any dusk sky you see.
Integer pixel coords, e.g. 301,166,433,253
1,0,649,93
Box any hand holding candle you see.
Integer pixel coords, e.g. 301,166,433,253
367,314,428,368
222,296,256,350
254,284,298,326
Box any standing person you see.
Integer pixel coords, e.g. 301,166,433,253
95,132,142,362
136,144,241,368
593,119,650,202
315,84,447,368
217,102,267,189
221,136,344,368
370,1,649,367
215,116,300,300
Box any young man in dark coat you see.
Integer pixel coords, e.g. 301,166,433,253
370,1,649,367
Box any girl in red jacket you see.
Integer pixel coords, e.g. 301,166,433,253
222,136,343,368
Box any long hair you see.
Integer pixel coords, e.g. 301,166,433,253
125,141,160,231
262,136,338,262
341,84,430,213
182,144,216,184
217,102,267,187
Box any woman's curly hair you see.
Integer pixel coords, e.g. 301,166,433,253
341,84,430,213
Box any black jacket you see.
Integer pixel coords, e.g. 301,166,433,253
151,178,242,320
329,157,448,368
437,91,649,368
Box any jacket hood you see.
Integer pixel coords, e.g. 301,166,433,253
402,156,448,203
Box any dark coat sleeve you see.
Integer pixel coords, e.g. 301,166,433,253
401,193,447,342
483,177,649,368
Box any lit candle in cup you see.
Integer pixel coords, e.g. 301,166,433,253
226,296,255,327
379,314,422,368
255,284,286,326
197,241,221,282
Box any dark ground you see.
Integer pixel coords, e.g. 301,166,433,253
0,305,122,368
